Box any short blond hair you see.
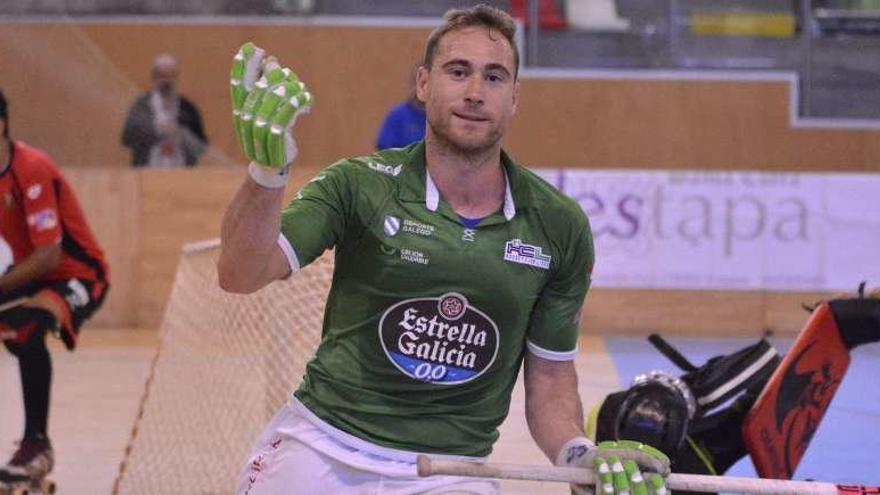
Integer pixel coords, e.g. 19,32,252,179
423,4,519,78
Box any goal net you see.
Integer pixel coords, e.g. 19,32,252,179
114,240,333,494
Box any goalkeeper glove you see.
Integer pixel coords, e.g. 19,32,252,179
230,42,313,187
556,437,670,495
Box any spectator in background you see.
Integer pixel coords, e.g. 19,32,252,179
121,53,207,167
0,87,109,487
375,64,425,150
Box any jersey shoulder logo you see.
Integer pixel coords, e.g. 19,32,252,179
379,293,499,385
503,239,551,270
384,216,401,237
26,184,42,200
382,214,434,238
367,161,403,177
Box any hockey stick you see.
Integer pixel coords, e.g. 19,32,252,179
416,455,879,495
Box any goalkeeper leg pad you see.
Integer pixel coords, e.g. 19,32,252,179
1,306,57,354
743,303,850,479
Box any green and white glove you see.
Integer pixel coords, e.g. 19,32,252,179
230,42,313,188
556,437,670,495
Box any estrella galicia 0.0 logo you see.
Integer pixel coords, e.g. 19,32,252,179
379,293,499,385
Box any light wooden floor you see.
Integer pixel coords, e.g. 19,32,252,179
0,331,619,495
0,329,157,495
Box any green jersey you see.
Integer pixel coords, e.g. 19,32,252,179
281,141,594,457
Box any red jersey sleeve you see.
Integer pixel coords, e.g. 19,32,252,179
18,153,63,248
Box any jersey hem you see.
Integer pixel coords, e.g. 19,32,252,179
526,339,578,361
287,396,488,464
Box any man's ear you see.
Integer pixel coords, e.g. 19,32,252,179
415,66,429,104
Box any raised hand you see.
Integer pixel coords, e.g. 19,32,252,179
230,42,313,171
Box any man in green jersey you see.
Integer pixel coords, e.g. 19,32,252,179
219,5,670,494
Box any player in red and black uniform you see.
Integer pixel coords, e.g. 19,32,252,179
0,88,109,485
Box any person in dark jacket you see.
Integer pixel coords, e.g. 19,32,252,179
121,53,207,167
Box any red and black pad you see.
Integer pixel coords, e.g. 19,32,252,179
0,305,57,347
742,303,849,479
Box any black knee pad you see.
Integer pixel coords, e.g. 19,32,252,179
1,306,57,356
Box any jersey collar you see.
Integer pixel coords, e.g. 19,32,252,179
424,165,516,221
402,141,522,222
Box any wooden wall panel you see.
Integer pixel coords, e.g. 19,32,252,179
62,168,140,328
582,289,827,337
508,79,880,171
136,169,243,325
0,25,136,167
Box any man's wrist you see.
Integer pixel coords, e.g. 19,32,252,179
248,161,290,189
555,436,595,467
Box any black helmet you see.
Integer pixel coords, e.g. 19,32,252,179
614,371,696,455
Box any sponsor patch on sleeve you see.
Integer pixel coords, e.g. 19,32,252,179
503,239,551,270
27,208,58,232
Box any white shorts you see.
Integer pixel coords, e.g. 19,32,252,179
236,398,500,495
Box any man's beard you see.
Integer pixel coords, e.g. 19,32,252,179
427,117,503,157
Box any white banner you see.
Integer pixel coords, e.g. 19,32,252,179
535,169,880,292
